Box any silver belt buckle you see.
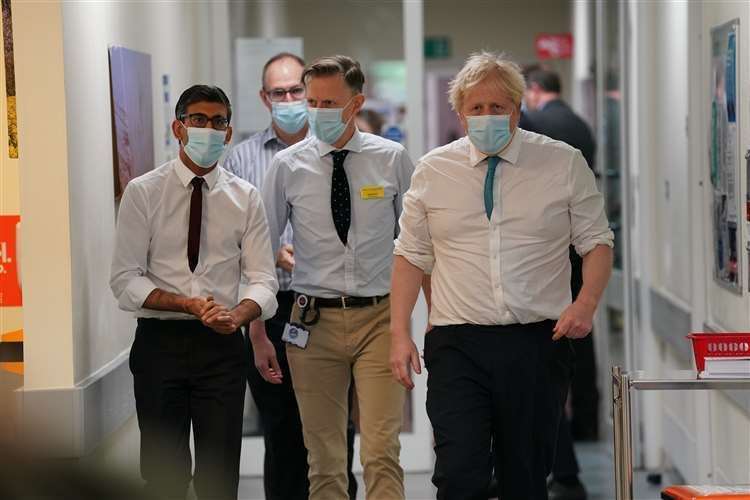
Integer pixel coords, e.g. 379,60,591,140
341,296,348,309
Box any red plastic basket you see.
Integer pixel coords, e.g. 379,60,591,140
687,333,750,372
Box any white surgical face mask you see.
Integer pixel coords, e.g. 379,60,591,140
466,114,512,155
307,98,354,145
181,124,228,167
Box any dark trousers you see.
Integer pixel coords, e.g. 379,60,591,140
424,321,573,500
247,291,358,500
552,334,599,481
130,318,248,500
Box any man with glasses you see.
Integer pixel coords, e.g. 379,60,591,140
110,85,278,500
224,52,358,500
260,55,414,500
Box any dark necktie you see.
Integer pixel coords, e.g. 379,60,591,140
188,176,204,272
330,150,351,245
484,156,500,220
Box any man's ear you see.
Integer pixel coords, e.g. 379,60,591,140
225,126,233,144
352,93,366,115
172,119,186,145
259,88,272,112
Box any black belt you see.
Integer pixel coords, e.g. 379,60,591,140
294,292,389,309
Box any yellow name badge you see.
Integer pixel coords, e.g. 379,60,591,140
360,185,385,200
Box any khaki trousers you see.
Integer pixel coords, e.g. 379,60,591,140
287,298,405,500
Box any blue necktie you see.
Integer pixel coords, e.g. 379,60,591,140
484,156,500,220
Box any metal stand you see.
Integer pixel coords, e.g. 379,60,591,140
611,366,750,500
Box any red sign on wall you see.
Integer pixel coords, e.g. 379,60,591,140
0,215,22,307
535,33,573,60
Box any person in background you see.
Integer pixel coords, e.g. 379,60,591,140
390,51,613,499
522,65,599,500
223,52,358,500
355,108,385,136
260,55,415,500
110,85,278,500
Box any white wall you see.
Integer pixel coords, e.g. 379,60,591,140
60,1,231,383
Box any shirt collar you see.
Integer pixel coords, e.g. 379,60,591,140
316,127,364,157
468,128,522,168
174,156,221,190
262,125,312,149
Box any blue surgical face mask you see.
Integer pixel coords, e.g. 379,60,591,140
308,98,354,145
271,100,308,135
466,114,513,155
182,125,228,168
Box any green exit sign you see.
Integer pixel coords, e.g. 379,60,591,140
425,36,451,59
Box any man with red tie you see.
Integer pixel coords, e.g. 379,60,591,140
110,85,278,500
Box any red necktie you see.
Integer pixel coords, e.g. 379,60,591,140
188,176,204,272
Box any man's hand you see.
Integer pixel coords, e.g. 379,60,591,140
249,321,283,384
390,329,422,390
183,296,208,317
553,297,597,340
200,296,239,334
276,244,295,273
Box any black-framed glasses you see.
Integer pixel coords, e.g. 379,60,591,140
265,85,305,102
180,113,230,131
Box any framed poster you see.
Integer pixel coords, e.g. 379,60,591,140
709,19,741,293
108,46,154,199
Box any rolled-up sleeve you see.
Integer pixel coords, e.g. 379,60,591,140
568,150,614,256
394,162,435,273
239,188,279,320
110,182,158,312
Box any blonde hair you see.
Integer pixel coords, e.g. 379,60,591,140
448,51,526,112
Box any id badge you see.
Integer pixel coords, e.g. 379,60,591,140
282,322,310,349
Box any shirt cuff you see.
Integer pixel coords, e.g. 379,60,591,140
574,231,615,257
119,276,158,312
239,283,278,321
394,246,435,274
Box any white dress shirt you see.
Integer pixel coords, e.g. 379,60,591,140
224,126,308,291
394,129,614,326
110,157,279,320
262,129,415,298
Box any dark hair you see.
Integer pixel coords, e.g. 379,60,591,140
262,52,305,88
302,55,365,94
526,68,561,94
175,85,232,123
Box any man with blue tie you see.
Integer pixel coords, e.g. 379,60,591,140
259,55,415,500
390,51,614,499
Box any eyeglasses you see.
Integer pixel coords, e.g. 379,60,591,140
265,85,306,102
180,113,230,131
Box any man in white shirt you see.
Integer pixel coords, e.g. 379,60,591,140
390,52,614,499
224,52,359,500
260,55,415,500
110,85,278,500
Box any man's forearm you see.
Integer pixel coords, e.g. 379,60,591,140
391,255,426,335
232,299,263,326
577,244,614,309
143,288,195,314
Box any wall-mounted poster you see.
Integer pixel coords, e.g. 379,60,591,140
710,20,742,293
108,46,154,199
2,0,18,159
